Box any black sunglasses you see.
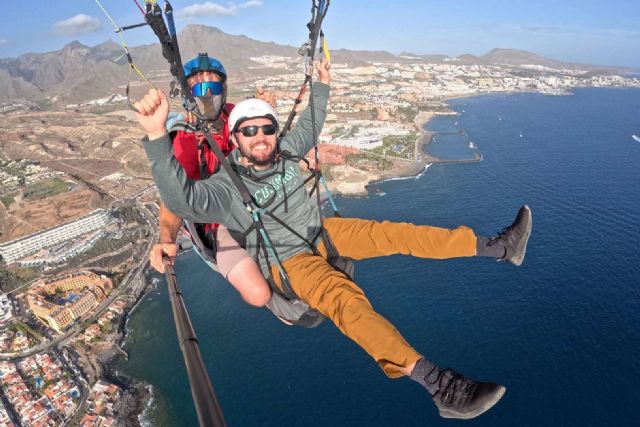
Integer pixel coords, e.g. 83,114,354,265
236,124,277,137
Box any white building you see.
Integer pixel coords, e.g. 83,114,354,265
0,209,113,264
0,294,13,323
332,136,383,150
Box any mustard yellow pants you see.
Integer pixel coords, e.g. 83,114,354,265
272,217,477,378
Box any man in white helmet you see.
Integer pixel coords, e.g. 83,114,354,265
150,53,275,308
135,58,533,420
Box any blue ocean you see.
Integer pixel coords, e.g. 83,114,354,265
118,88,640,426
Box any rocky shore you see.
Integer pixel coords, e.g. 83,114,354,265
324,110,443,197
106,273,155,426
70,272,155,426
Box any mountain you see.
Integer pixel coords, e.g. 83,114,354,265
399,52,449,62
0,40,135,105
0,24,397,106
0,25,302,106
454,54,489,65
481,48,634,74
0,27,634,106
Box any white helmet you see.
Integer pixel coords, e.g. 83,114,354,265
228,98,279,133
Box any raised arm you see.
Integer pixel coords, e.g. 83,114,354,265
280,59,331,157
136,89,232,224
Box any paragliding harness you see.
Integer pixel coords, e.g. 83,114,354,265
140,0,348,327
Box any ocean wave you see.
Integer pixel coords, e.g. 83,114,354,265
380,164,431,183
139,384,157,427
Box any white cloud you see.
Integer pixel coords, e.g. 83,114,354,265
53,14,102,36
176,1,262,18
238,0,263,8
0,38,9,46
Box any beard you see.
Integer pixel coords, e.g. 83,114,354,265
241,143,276,167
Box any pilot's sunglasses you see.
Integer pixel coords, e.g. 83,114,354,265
236,124,278,137
191,81,224,97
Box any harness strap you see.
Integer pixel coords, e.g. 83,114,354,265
251,210,298,299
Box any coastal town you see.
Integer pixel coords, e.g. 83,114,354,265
1,50,639,425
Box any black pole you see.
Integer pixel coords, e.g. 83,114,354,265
163,258,227,427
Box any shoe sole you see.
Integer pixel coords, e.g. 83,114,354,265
508,205,532,266
439,385,506,419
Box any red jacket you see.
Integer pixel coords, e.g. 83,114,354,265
171,104,234,180
170,104,234,233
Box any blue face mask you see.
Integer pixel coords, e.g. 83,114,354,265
191,81,224,97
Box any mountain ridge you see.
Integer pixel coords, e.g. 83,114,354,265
0,24,634,105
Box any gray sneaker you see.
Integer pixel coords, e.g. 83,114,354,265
429,369,506,419
490,205,532,266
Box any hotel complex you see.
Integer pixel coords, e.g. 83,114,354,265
0,209,113,265
24,271,113,333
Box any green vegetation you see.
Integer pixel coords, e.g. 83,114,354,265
330,126,346,136
80,320,93,331
0,272,20,292
125,160,150,175
395,106,418,122
42,379,54,392
0,256,40,292
425,104,455,113
13,267,40,283
36,99,53,111
377,157,394,171
13,320,43,340
365,133,419,160
98,320,116,334
2,166,24,176
0,192,16,206
320,164,334,182
23,177,70,201
345,153,394,172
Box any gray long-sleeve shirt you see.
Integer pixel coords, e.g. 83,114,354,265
144,83,330,276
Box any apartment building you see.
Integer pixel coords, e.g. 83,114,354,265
0,209,113,264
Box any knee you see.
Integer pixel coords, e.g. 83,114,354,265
319,283,370,318
243,287,271,307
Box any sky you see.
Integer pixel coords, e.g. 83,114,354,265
0,0,638,68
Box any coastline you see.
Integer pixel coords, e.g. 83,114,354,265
103,259,191,426
109,88,639,425
105,87,640,426
109,271,160,426
325,106,478,197
85,271,156,426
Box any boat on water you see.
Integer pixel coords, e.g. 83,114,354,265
632,134,640,143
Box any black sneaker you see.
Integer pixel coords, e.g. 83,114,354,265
490,205,532,266
429,369,506,419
